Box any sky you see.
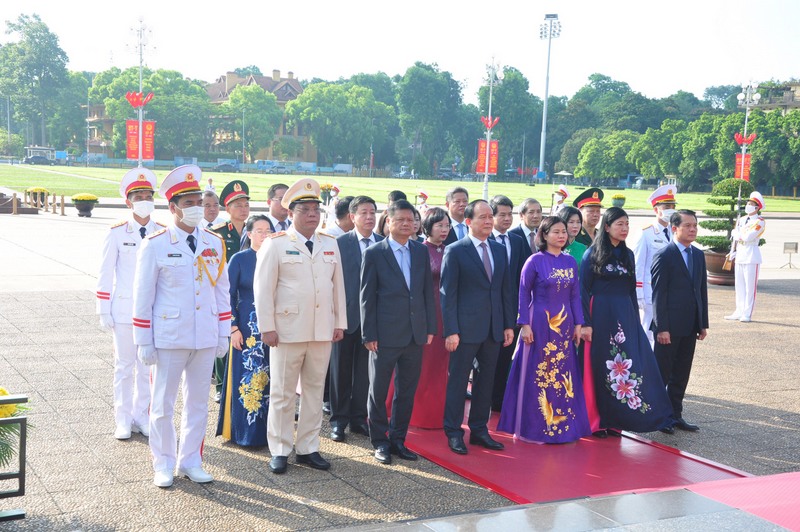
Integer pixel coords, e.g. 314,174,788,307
3,0,799,106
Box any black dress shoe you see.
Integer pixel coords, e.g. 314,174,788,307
390,442,418,461
322,401,331,415
606,429,622,438
659,425,675,435
269,455,288,474
593,430,609,439
350,423,370,436
296,452,331,470
448,436,468,455
374,445,392,465
675,418,700,432
330,426,346,442
469,433,505,450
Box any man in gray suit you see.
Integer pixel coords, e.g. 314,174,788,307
361,200,437,465
331,196,383,442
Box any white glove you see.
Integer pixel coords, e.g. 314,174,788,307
137,344,158,366
99,313,114,331
727,250,737,261
216,337,229,358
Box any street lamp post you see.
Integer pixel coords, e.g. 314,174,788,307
538,13,561,184
482,59,500,201
242,108,246,165
736,82,761,189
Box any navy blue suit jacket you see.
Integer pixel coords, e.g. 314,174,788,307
337,230,384,334
440,237,515,344
651,242,709,337
509,225,535,253
360,238,437,348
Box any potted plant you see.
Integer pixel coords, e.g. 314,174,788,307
72,193,99,217
26,187,49,208
611,193,626,208
696,178,763,285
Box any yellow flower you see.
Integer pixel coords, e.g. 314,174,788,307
245,336,256,348
251,370,269,390
0,387,17,418
26,187,49,194
71,193,99,202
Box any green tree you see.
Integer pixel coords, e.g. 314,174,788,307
627,119,687,179
234,66,262,77
556,128,601,174
703,85,740,111
679,113,723,189
0,129,24,156
222,84,283,162
0,14,68,147
48,71,90,150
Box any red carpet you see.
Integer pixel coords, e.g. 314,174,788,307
405,412,748,504
687,472,800,530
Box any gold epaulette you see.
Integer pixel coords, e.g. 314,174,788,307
110,220,128,229
317,231,336,238
642,223,653,229
155,221,166,227
147,228,167,239
270,231,287,239
203,227,224,240
211,222,227,231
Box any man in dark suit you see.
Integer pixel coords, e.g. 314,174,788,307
651,209,708,434
509,198,542,253
331,196,383,442
488,195,531,412
361,199,436,464
442,187,469,246
440,199,515,454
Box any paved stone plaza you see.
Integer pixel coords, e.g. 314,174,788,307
1,202,798,530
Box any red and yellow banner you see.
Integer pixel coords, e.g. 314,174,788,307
476,139,499,175
734,153,751,182
126,120,156,160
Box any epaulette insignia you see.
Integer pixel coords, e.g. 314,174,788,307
111,220,128,229
270,231,287,239
318,231,336,238
642,223,653,229
203,228,224,240
148,228,167,239
155,221,166,227
211,222,226,230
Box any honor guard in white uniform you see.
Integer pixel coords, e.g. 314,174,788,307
551,184,569,216
97,168,164,440
253,178,347,475
725,191,766,323
634,185,678,347
132,165,231,488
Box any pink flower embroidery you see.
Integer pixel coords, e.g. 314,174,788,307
611,378,638,400
614,329,626,344
627,395,642,410
606,354,632,381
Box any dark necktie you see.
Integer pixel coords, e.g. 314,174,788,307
278,220,286,231
498,234,507,248
207,221,214,228
685,247,693,279
663,227,670,241
529,231,536,251
187,235,196,253
361,237,371,250
139,227,146,240
305,240,314,254
479,242,492,280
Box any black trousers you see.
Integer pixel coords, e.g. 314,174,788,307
367,343,423,448
329,329,369,429
444,338,500,439
654,333,697,418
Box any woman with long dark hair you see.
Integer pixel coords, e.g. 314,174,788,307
558,206,587,270
579,207,671,436
497,216,591,443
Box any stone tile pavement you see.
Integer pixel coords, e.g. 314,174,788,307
1,206,798,530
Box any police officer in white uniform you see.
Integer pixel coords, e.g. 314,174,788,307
253,178,347,475
725,191,766,323
634,185,678,347
97,168,165,440
132,165,231,488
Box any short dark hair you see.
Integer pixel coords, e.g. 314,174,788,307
535,216,568,252
446,187,469,203
349,195,376,215
388,190,407,203
489,195,514,214
386,199,415,218
334,196,354,220
245,214,270,232
670,209,697,228
464,199,489,220
519,198,541,214
267,183,288,200
558,205,582,226
422,207,449,237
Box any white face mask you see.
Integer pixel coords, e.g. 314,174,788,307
659,208,676,222
553,193,564,204
131,200,154,218
745,204,757,215
178,205,204,228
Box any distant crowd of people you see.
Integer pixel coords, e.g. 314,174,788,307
96,166,766,487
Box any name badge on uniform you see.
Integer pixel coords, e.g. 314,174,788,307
286,250,300,255
123,242,136,246
324,251,335,256
168,253,182,257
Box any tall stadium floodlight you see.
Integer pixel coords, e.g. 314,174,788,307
538,13,561,183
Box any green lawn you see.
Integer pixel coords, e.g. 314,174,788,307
2,164,799,212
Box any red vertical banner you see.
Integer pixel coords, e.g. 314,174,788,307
735,153,751,181
142,121,155,160
476,139,500,175
126,120,138,160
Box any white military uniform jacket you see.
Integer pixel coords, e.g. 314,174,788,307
634,222,672,302
132,225,231,350
96,218,165,323
254,227,347,343
732,215,765,264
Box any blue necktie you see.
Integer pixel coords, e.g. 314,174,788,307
398,246,411,288
685,247,693,279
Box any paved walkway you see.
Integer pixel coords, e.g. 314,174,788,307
1,204,798,530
